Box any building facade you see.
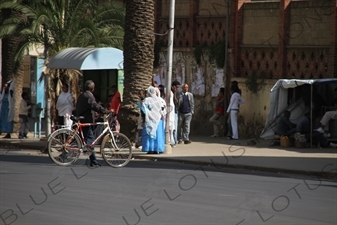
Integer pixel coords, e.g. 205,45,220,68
154,0,337,137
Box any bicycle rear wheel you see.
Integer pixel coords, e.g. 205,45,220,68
101,131,132,168
48,128,82,166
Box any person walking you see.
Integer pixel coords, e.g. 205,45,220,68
226,85,244,140
0,82,14,138
177,83,194,144
56,83,75,129
18,92,32,138
76,80,110,167
209,87,225,137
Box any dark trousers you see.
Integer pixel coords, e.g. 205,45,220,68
304,131,329,147
58,116,64,126
82,126,97,161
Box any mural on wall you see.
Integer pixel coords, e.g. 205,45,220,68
153,53,166,86
211,69,224,97
172,52,186,88
191,63,206,96
154,52,186,90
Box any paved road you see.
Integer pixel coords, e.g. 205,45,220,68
0,151,336,225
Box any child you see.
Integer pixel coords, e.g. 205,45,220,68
19,92,32,138
135,89,146,148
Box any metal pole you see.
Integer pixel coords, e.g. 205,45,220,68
224,0,230,82
164,0,175,154
310,84,313,148
45,75,51,137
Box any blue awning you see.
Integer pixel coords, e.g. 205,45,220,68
47,47,123,70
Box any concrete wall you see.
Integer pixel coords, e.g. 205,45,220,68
242,2,280,45
198,0,228,17
161,0,190,18
289,1,330,46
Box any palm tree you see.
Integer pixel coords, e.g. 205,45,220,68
0,0,125,133
119,0,155,138
1,7,26,133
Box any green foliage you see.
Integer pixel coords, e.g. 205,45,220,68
209,41,226,68
193,43,207,66
193,41,226,68
0,0,125,72
245,72,266,95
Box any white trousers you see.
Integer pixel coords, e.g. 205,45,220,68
230,110,238,139
320,111,337,130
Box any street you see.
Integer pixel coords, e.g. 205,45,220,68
0,149,336,225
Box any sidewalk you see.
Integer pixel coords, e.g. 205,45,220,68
0,133,336,177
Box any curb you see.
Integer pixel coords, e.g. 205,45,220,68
133,155,337,180
0,140,47,152
1,141,336,179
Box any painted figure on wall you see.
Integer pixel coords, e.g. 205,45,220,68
172,53,185,90
191,65,205,96
211,69,224,97
156,52,186,91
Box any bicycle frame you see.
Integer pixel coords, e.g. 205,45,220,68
77,121,113,148
62,115,118,151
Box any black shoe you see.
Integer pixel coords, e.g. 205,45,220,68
90,160,102,167
3,133,11,139
184,140,191,144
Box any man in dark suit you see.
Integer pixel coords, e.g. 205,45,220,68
177,83,194,144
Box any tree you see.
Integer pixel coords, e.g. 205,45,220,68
1,7,27,132
119,0,155,138
0,0,125,133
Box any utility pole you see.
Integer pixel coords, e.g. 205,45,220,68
164,0,176,154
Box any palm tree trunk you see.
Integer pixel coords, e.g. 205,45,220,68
12,64,24,134
119,0,155,139
1,9,16,84
1,9,27,135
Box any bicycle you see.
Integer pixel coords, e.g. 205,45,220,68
47,113,132,168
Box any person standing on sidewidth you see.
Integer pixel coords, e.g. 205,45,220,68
177,83,194,144
0,83,14,138
109,85,121,115
226,80,242,138
209,87,225,137
56,83,75,129
226,86,244,140
76,80,110,167
18,92,32,139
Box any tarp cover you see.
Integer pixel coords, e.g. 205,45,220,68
47,47,123,70
260,78,337,139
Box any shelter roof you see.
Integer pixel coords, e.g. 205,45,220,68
47,47,123,70
272,78,337,91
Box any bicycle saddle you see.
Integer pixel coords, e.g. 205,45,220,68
70,115,85,122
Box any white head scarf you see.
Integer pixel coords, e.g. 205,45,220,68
56,83,74,116
141,86,163,138
154,87,167,117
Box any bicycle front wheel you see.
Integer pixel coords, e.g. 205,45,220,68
101,131,132,168
48,128,82,166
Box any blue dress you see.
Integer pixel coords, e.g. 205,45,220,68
0,93,14,133
142,119,165,153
